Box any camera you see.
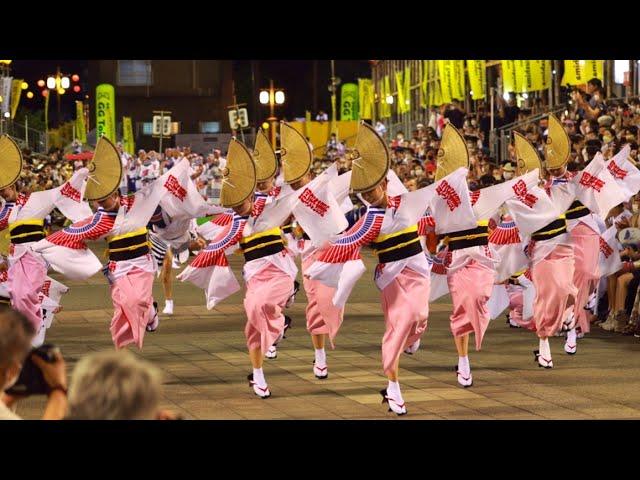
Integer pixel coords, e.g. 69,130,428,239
5,344,59,396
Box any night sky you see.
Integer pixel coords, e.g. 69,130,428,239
9,60,371,126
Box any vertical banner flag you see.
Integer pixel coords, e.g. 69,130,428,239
420,60,428,108
502,60,517,93
0,76,11,117
75,101,87,143
381,75,392,118
403,65,411,113
451,60,465,100
437,60,453,104
10,79,22,119
96,83,116,141
44,90,50,132
528,60,552,91
562,61,604,85
395,69,406,113
358,78,373,119
123,117,135,155
467,60,486,100
340,83,358,121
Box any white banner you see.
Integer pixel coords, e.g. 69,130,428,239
0,76,12,117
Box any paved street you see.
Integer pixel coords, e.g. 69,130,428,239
15,251,640,420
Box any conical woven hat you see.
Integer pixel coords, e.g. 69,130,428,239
253,128,277,182
513,132,542,177
435,123,469,181
349,121,390,193
220,138,257,208
0,135,23,190
544,114,570,170
85,136,122,201
280,122,312,184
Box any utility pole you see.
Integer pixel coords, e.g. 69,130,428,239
227,81,246,143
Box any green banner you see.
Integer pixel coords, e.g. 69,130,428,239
358,78,373,120
122,116,135,155
340,83,359,121
96,83,116,142
10,79,22,119
75,101,87,143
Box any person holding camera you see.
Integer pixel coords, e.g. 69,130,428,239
574,78,606,120
0,308,67,420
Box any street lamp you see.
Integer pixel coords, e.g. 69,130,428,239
42,67,80,127
258,79,285,148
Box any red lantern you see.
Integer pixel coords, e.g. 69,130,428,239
37,79,45,88
73,85,81,93
41,90,48,97
72,74,80,82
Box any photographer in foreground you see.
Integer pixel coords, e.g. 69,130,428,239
0,308,67,420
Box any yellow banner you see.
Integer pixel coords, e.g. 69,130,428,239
451,60,465,100
502,60,517,93
420,60,427,108
44,91,49,131
403,65,411,113
358,78,373,119
562,60,604,86
395,69,406,114
528,60,552,91
75,101,87,143
467,60,485,100
96,83,116,141
10,79,22,119
122,117,134,155
437,60,453,104
381,76,391,118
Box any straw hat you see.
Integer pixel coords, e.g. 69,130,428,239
0,135,24,190
253,128,277,182
544,114,570,170
84,136,123,201
349,121,390,193
435,123,469,181
220,138,256,208
513,132,542,177
280,122,312,184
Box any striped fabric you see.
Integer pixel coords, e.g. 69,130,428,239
251,193,268,218
0,202,14,230
417,213,436,236
470,190,481,206
47,209,117,249
190,214,248,268
149,232,168,268
431,252,448,275
488,219,522,245
317,207,385,264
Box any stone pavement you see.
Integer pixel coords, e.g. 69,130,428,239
14,252,640,420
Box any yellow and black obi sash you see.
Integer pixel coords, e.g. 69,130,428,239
444,220,489,251
371,225,422,264
0,295,10,306
565,200,589,220
531,215,567,241
9,219,46,244
107,227,150,261
240,227,285,262
281,223,310,240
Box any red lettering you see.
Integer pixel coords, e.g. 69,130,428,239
512,180,538,208
607,161,628,180
299,188,329,217
164,175,187,201
436,181,461,211
579,172,605,192
599,237,613,258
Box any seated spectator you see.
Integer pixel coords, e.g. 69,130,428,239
0,308,68,420
66,350,179,420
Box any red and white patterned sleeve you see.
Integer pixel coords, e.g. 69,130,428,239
46,210,117,249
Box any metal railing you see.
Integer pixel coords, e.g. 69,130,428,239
0,119,48,153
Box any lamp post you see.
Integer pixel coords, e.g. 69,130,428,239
259,79,285,149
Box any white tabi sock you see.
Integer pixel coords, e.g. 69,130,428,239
314,348,326,366
387,380,402,401
539,338,551,359
566,328,577,345
252,368,267,387
165,299,173,308
458,355,470,376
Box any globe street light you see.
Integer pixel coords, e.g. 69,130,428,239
258,79,285,148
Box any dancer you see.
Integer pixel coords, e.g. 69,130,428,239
179,137,345,399
32,137,203,349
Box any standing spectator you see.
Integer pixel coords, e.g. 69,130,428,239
213,149,226,170
499,93,520,126
575,78,606,120
443,99,466,129
375,120,387,137
316,110,328,122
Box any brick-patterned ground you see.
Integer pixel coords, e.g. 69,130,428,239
14,252,640,419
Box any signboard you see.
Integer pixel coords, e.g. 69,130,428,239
153,115,172,136
96,84,116,141
228,108,248,130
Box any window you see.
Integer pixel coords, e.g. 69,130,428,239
200,121,221,134
142,122,153,135
117,60,153,86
